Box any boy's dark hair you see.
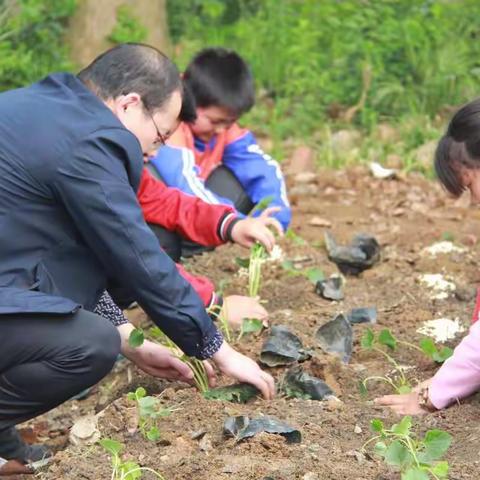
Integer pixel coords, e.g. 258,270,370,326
78,43,181,113
183,47,255,117
435,98,480,196
179,81,197,123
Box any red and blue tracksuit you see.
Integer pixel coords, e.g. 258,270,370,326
149,122,291,231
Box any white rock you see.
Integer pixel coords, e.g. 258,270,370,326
422,241,466,257
418,273,456,300
417,318,465,343
369,162,397,179
69,415,100,446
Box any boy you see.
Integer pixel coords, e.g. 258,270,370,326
147,47,291,257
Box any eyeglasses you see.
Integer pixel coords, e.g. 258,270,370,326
147,110,167,146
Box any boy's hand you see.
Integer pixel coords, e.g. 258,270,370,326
212,341,275,399
222,295,269,328
230,207,284,252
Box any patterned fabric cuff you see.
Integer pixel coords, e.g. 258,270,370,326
197,329,224,360
217,212,239,242
93,290,129,327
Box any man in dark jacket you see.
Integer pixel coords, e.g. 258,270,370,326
0,43,274,475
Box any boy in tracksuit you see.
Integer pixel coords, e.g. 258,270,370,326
147,47,291,258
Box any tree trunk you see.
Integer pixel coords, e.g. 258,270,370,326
66,0,171,69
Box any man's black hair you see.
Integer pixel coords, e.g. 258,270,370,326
435,98,480,196
183,47,255,117
78,43,181,113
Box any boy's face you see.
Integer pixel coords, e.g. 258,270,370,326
190,105,237,142
460,166,480,204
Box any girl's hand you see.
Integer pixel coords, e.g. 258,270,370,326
212,341,275,399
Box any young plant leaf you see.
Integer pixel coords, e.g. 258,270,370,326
378,329,397,350
99,438,123,456
238,317,264,340
373,441,387,457
359,380,368,397
235,256,250,268
397,384,412,394
419,338,436,357
361,328,375,349
384,439,413,468
401,467,429,480
285,228,306,245
146,426,160,442
430,460,449,478
420,430,452,462
121,461,142,480
135,387,146,399
391,416,412,436
129,328,145,348
433,347,453,363
249,195,274,216
371,418,384,433
305,267,324,285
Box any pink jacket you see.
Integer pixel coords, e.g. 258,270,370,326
430,320,480,409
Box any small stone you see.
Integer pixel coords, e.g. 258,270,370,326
294,172,317,184
199,434,213,452
191,429,207,440
69,415,100,446
309,216,332,228
303,473,319,480
354,425,362,434
346,449,366,463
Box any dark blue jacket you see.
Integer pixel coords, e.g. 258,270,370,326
0,73,218,357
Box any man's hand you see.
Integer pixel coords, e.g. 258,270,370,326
212,341,275,399
118,323,217,385
222,295,269,328
230,207,284,252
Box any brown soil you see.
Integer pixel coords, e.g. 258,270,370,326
23,167,480,479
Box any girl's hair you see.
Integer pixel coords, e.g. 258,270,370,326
435,98,480,196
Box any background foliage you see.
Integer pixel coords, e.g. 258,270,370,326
0,0,76,91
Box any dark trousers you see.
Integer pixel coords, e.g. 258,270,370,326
0,309,120,431
150,165,254,262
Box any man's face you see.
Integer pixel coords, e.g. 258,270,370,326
190,105,237,143
109,89,182,153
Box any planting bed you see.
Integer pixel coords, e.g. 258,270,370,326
21,166,480,479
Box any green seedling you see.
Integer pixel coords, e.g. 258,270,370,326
441,232,455,242
128,328,145,348
126,387,173,442
237,317,264,341
100,438,165,480
249,242,267,298
360,328,412,394
281,260,324,285
363,416,452,480
285,228,306,246
365,328,452,365
129,327,210,394
207,303,231,343
418,338,453,364
203,383,259,403
249,195,275,217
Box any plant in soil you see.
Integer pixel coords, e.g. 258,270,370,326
126,387,173,442
281,260,324,285
207,302,231,343
360,328,412,394
237,317,264,341
248,242,267,298
363,416,452,480
129,328,210,394
99,438,166,479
